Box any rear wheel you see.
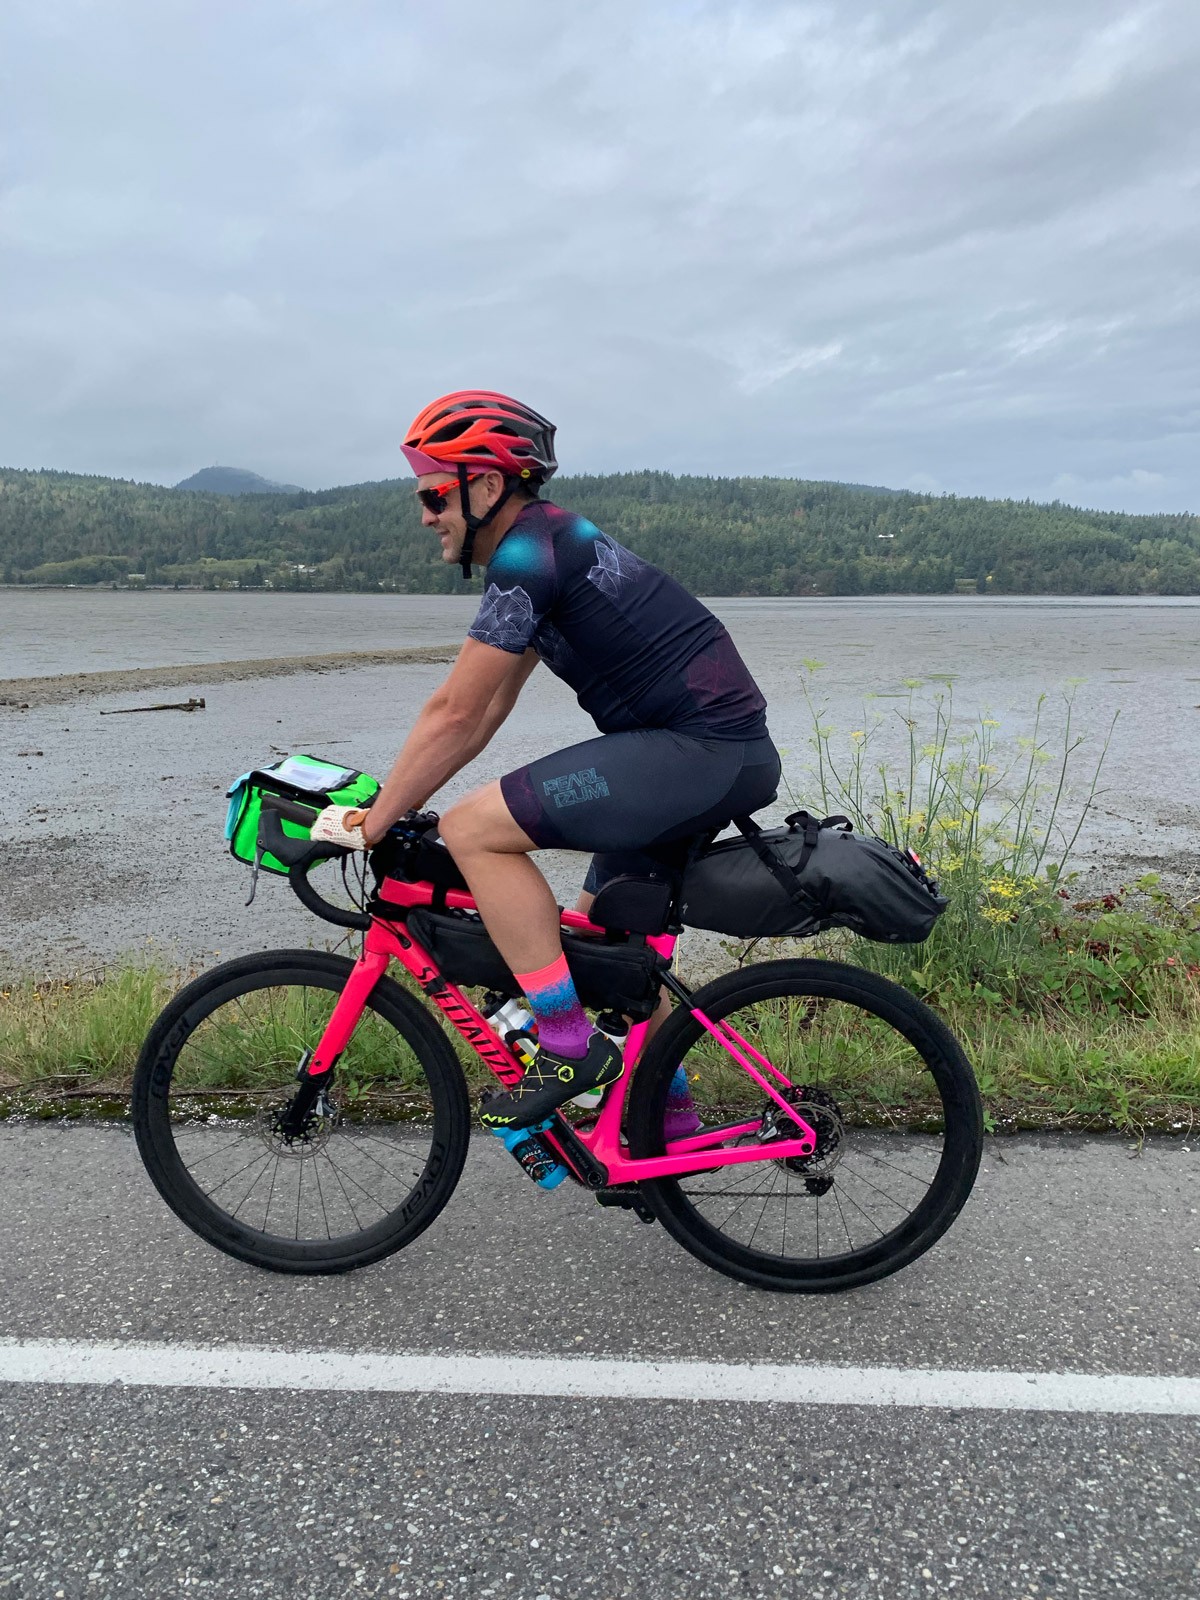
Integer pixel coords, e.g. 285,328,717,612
625,959,982,1292
132,950,470,1273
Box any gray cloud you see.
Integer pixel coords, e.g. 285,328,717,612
1,0,1197,510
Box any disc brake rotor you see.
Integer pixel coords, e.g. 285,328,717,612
256,1086,338,1159
758,1085,845,1192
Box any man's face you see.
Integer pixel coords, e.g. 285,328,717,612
416,470,503,564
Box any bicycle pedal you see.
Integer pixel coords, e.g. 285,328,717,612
594,1185,656,1225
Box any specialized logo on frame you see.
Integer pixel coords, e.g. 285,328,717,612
543,767,610,808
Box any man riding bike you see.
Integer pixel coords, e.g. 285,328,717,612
311,391,780,1133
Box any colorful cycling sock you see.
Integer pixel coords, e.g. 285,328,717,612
664,1065,702,1138
514,953,593,1058
666,1065,693,1111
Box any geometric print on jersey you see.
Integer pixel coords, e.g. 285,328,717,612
468,583,539,653
587,533,646,599
533,620,575,676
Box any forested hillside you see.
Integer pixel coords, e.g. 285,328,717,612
2,466,1198,595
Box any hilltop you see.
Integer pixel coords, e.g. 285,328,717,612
173,466,303,495
1,465,1197,594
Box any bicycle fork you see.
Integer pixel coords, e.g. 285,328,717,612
276,947,389,1139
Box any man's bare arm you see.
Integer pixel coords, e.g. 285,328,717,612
360,642,538,842
460,649,539,764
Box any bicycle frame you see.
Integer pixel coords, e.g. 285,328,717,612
301,872,818,1184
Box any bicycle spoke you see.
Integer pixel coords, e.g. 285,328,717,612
177,1131,252,1170
320,1152,368,1232
202,1146,276,1199
645,970,981,1284
260,1153,280,1235
227,1153,276,1223
311,1150,333,1240
320,1151,396,1219
830,1179,887,1241
743,1164,782,1252
835,1160,921,1215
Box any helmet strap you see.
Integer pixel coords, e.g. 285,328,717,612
457,462,516,580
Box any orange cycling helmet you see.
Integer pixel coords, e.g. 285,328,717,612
402,390,557,483
402,391,558,576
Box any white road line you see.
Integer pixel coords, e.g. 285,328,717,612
0,1340,1198,1416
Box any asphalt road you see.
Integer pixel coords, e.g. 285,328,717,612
0,1125,1197,1599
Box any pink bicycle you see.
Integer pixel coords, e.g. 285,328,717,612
132,799,982,1291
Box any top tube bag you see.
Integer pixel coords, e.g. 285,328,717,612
678,810,948,944
225,754,380,877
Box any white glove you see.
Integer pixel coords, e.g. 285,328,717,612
309,805,372,850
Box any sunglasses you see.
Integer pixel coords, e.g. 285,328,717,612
415,472,484,514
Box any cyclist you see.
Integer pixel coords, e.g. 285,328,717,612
312,390,779,1132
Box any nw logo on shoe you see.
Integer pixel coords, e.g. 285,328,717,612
543,767,610,808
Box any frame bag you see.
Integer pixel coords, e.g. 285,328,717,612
679,810,948,944
405,908,664,1020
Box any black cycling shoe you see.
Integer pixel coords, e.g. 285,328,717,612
479,1031,625,1130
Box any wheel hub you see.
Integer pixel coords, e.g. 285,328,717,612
758,1085,844,1191
257,1086,338,1158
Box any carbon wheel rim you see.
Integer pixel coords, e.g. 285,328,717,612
149,973,446,1250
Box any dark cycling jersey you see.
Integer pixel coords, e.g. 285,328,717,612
468,501,767,741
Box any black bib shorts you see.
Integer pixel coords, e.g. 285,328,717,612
500,728,781,894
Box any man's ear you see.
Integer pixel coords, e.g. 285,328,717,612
483,469,506,506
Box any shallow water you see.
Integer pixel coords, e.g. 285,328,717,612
2,591,1198,972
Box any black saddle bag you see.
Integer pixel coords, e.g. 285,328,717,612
405,907,665,1020
678,811,948,944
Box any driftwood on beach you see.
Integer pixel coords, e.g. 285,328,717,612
99,697,207,715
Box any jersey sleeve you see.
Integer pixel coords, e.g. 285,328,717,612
466,521,559,655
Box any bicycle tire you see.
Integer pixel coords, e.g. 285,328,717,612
625,958,983,1292
132,950,471,1274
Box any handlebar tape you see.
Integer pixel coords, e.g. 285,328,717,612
256,806,372,930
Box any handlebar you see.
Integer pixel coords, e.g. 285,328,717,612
258,796,372,930
264,794,325,829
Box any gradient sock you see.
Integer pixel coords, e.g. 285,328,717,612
514,953,593,1059
666,1065,693,1112
664,1065,701,1137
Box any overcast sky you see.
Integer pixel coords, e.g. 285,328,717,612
2,1,1198,511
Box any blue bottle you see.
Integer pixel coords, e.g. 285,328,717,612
490,1118,569,1190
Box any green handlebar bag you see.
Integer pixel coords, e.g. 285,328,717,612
225,754,380,876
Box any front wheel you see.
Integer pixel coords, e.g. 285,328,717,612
625,959,983,1292
132,950,471,1273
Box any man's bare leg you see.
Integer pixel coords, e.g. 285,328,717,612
438,783,565,974
441,783,631,1126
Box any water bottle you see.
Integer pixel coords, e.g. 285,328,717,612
480,995,569,1189
481,992,538,1069
571,1010,629,1109
489,1119,569,1190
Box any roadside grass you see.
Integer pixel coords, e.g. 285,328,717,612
2,678,1197,1133
4,916,1198,1133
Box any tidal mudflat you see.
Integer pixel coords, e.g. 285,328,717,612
2,592,1197,975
